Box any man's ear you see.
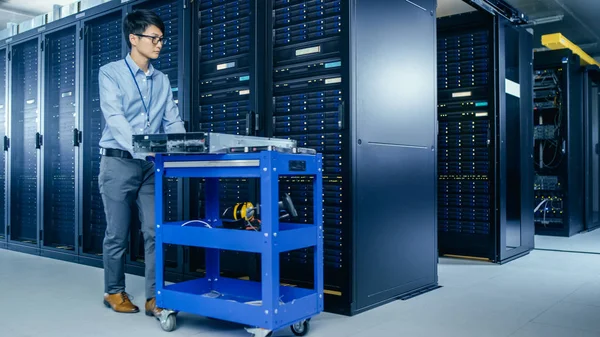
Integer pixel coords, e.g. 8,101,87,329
129,34,137,48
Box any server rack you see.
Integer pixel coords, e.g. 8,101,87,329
532,49,584,237
0,1,193,283
268,0,438,315
437,11,534,262
7,32,42,255
125,0,187,281
583,65,599,231
79,4,126,267
40,23,80,262
186,0,267,280
0,41,7,249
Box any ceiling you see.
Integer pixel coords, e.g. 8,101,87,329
438,0,600,63
0,0,74,31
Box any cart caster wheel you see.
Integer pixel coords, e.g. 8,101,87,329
291,320,310,336
160,314,176,332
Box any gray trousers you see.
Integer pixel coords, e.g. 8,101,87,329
98,155,156,300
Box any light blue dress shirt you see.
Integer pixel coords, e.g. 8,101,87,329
98,53,186,159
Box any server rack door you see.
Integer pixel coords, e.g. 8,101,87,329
128,0,184,276
565,57,585,237
41,25,79,255
352,0,438,311
496,21,534,261
0,47,6,243
80,10,124,258
270,0,348,310
186,0,261,279
586,68,600,230
9,37,41,249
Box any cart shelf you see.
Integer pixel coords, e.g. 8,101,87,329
160,277,319,329
160,221,320,254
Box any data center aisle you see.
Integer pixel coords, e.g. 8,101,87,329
535,229,600,254
2,249,600,337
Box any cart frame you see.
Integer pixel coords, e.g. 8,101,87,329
153,150,324,334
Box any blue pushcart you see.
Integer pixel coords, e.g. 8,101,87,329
152,150,324,337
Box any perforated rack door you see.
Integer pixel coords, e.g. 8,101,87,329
42,26,78,252
0,48,6,241
10,37,40,245
271,0,345,293
81,10,123,256
130,0,183,273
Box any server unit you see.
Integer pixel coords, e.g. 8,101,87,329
41,23,80,262
532,49,584,237
125,0,187,282
79,5,126,267
268,0,438,315
583,65,600,231
7,33,41,255
187,0,267,279
437,10,534,262
0,41,6,249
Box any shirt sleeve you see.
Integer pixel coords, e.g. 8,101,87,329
162,76,186,134
99,66,135,154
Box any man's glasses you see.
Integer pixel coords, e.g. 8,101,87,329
134,34,167,45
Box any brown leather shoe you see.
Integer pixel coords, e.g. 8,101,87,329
103,292,139,313
145,297,163,318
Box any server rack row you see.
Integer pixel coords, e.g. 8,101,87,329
436,10,534,263
532,49,584,237
1,0,440,316
0,0,190,283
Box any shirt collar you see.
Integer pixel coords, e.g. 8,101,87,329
125,53,155,77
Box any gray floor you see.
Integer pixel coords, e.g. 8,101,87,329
3,249,600,337
535,229,600,254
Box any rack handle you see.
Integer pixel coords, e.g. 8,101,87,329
36,133,42,149
246,110,256,136
73,128,80,147
338,101,345,130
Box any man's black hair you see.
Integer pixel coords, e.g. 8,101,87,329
122,9,165,49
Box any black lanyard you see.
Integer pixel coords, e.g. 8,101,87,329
125,59,153,128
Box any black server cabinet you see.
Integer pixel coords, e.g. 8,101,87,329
80,8,125,266
186,0,266,279
8,35,41,255
269,0,438,315
583,65,600,231
533,49,584,237
40,24,79,262
437,12,534,262
0,43,6,248
126,0,186,280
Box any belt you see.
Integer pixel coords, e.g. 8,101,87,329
101,148,133,159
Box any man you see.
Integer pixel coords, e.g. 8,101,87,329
98,9,185,318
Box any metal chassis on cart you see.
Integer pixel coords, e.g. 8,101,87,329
153,150,324,336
